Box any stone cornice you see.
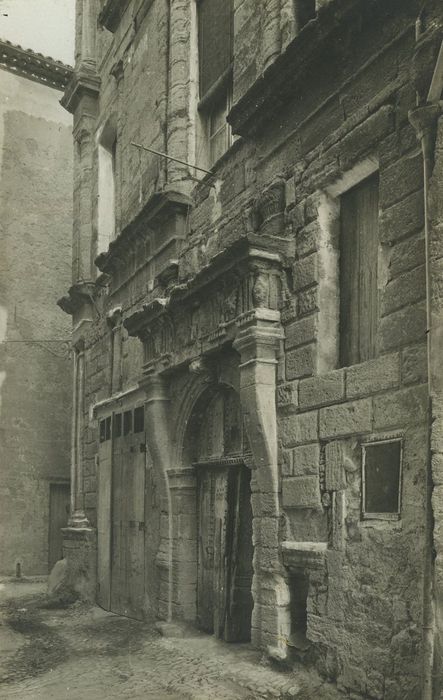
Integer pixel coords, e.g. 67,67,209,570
95,190,193,275
0,39,73,91
228,0,419,137
57,281,97,316
60,63,101,114
99,0,131,32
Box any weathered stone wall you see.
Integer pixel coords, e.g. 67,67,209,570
0,69,73,576
69,0,442,697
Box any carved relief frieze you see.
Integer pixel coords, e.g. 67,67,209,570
125,236,291,373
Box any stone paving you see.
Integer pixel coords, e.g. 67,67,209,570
0,579,341,700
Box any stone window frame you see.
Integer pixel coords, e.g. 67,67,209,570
96,116,118,257
361,433,404,522
316,155,380,374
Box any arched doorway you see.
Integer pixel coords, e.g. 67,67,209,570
184,386,254,642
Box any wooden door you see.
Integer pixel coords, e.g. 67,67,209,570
97,415,113,610
110,407,146,620
48,482,70,572
197,462,253,642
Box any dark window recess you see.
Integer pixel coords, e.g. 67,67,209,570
99,419,106,443
363,440,402,516
340,172,379,367
294,0,316,32
289,573,309,646
105,416,112,441
198,0,233,99
114,413,122,438
134,406,145,433
123,410,132,436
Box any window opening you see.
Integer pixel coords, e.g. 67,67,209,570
114,413,122,438
97,120,117,256
105,416,112,441
288,572,309,649
134,406,145,433
197,0,234,167
123,410,132,436
339,172,379,367
362,439,402,519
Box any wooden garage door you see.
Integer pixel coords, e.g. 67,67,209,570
110,407,146,620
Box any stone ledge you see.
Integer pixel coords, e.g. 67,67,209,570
281,541,327,571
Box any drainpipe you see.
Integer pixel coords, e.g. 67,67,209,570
163,0,171,188
409,36,443,700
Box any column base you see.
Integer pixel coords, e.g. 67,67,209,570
61,526,97,602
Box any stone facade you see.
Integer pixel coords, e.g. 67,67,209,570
0,41,73,575
61,1,443,698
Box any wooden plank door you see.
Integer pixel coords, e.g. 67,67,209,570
197,463,253,641
110,408,146,620
110,411,126,616
126,408,146,619
97,415,113,610
197,468,215,633
225,465,253,642
48,482,70,572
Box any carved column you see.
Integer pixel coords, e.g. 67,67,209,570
69,342,89,527
262,0,282,72
81,0,96,69
233,308,290,654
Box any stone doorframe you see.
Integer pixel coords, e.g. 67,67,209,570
137,307,291,653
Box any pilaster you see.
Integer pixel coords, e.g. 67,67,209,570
233,308,290,654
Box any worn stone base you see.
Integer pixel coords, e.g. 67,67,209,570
61,527,97,602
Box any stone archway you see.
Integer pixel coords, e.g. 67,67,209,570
176,385,254,642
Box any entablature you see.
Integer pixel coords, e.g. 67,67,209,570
124,233,293,374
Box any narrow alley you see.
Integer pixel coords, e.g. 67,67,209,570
0,579,340,700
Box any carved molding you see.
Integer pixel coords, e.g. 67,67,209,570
124,235,291,374
57,281,97,316
61,64,101,114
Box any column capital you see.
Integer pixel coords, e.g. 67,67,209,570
139,372,170,404
233,308,284,362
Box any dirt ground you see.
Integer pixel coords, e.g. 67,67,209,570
0,578,341,700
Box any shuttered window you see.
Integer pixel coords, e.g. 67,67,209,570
198,0,233,99
339,173,379,367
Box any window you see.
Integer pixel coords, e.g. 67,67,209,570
114,413,122,438
97,120,117,255
134,406,145,434
339,172,379,367
362,439,402,519
123,410,132,436
197,0,234,167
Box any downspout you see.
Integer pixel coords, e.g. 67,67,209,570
409,36,443,700
163,0,171,188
